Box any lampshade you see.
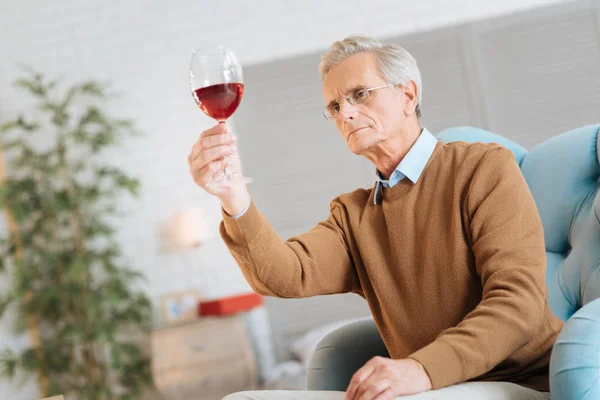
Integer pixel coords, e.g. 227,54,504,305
164,207,214,250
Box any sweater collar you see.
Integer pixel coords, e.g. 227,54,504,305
373,127,439,205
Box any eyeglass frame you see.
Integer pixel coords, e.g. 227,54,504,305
322,83,398,120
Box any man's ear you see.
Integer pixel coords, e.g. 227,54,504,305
402,80,419,117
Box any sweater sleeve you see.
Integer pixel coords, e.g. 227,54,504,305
408,147,547,389
219,195,361,298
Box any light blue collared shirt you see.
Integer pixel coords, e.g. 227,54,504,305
373,127,438,205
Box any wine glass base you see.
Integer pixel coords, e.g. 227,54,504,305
206,174,253,187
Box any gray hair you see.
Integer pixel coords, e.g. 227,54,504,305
319,34,422,119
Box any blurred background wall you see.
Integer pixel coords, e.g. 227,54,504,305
1,0,599,398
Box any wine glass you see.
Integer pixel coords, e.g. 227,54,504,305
189,45,252,186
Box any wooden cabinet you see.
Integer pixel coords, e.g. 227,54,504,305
152,315,257,400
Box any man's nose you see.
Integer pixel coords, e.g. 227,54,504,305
338,99,358,121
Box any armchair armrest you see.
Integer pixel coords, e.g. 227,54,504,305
550,297,600,399
306,318,388,391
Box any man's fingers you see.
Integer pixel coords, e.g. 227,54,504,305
197,161,223,186
191,160,231,189
354,375,389,400
187,123,249,199
345,360,378,400
190,124,229,154
203,123,229,137
190,144,236,170
371,387,396,400
346,358,431,400
201,132,237,150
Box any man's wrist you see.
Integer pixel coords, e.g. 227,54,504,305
221,191,251,218
407,358,432,391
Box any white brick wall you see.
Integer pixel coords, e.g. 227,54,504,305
0,0,572,398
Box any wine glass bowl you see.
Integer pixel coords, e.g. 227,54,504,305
189,46,251,185
192,82,244,122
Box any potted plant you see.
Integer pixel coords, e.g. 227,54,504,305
0,70,153,400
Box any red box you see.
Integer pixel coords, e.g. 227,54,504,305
198,292,263,316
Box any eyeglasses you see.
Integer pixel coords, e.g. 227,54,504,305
323,83,396,120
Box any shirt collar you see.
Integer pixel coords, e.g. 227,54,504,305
373,127,438,204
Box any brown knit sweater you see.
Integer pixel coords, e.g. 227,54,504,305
219,140,564,391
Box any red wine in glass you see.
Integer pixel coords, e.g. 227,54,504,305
189,46,252,186
193,83,244,121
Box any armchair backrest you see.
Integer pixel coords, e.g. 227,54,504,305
438,125,600,321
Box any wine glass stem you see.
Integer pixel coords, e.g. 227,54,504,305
218,120,230,179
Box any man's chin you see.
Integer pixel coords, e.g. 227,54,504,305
347,132,378,155
347,141,368,156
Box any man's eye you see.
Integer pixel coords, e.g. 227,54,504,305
331,102,340,112
352,89,368,102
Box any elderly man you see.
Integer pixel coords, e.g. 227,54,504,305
188,35,563,400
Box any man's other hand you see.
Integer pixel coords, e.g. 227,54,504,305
345,357,432,400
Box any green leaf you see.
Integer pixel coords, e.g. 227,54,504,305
60,86,76,111
10,201,32,223
84,216,115,237
70,160,86,173
123,178,140,197
116,120,133,129
42,340,71,372
79,81,105,97
97,168,141,197
110,344,123,369
14,79,45,96
12,308,30,334
0,185,7,208
15,116,39,132
115,342,141,360
18,348,39,372
82,185,101,203
0,292,15,318
33,287,61,321
51,109,69,127
53,190,71,212
2,138,27,151
91,129,116,152
78,106,105,127
47,380,65,399
58,324,85,344
117,353,152,395
70,128,89,144
0,349,18,378
38,101,56,112
0,121,18,134
6,242,17,257
120,268,145,282
94,323,116,343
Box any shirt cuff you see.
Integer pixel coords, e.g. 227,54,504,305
220,196,265,246
224,196,251,219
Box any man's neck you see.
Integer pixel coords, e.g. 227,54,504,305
376,124,423,180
